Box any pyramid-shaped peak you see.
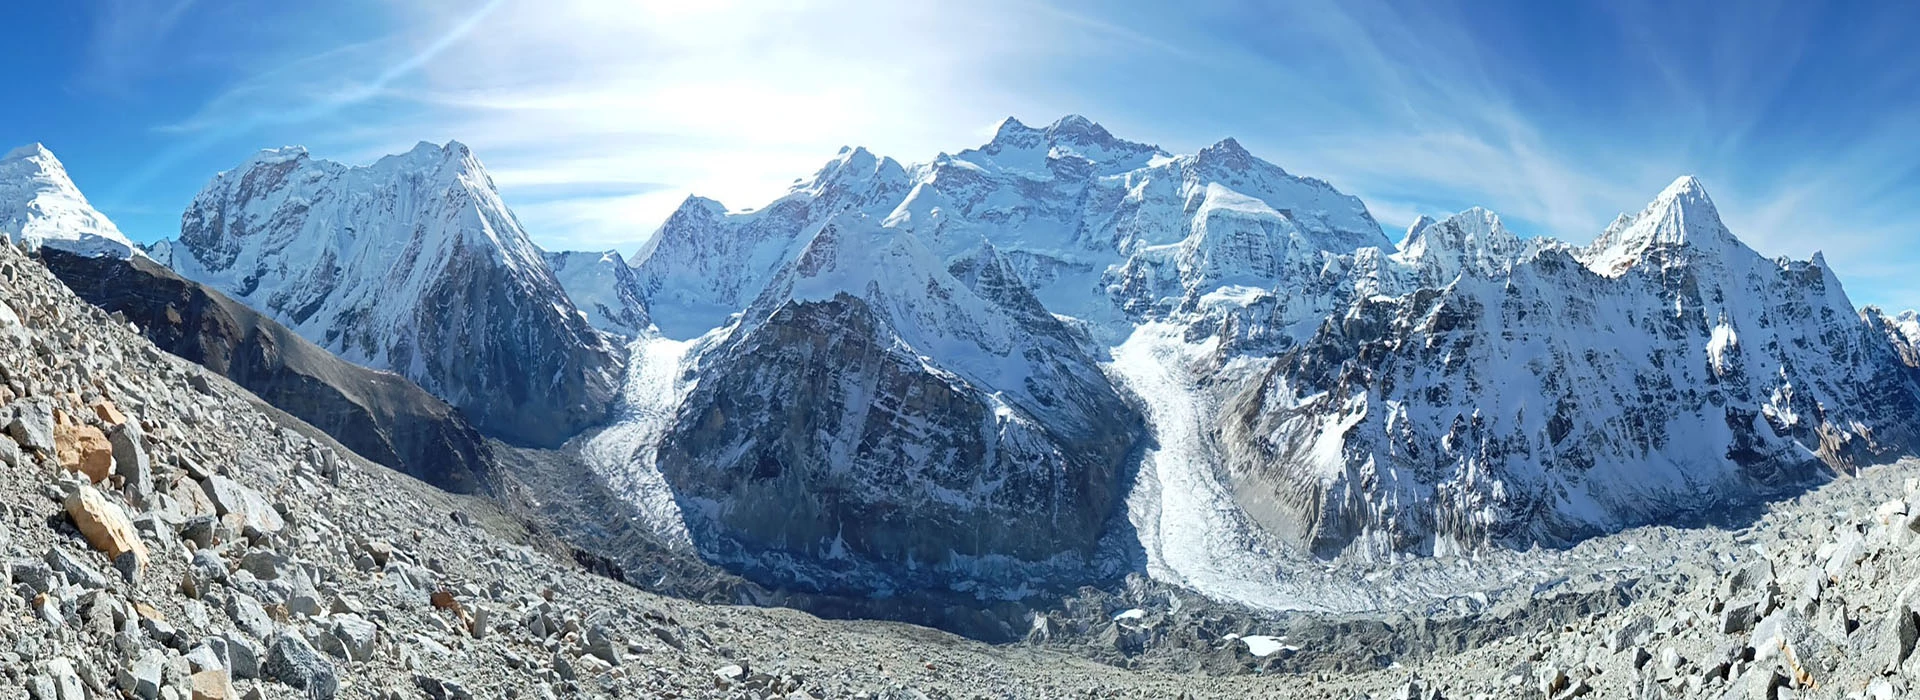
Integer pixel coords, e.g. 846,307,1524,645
1045,114,1110,140
1580,174,1745,276
3,143,55,163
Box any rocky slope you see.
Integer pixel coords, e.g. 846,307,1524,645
0,144,136,258
148,141,622,447
36,247,495,495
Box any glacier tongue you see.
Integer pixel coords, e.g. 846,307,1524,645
1113,323,1300,609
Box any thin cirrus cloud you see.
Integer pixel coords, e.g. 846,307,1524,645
86,0,1920,309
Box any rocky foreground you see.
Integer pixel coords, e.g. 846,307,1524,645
5,230,1920,699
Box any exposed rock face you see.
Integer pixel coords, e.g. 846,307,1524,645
40,248,494,493
1867,306,1920,368
150,141,621,447
655,217,1142,593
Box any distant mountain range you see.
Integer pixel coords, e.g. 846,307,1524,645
11,115,1920,611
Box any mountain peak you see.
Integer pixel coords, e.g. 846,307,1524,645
1194,136,1268,172
1044,114,1111,142
1399,215,1438,249
971,115,1164,171
0,142,135,258
2,142,53,162
1581,175,1742,276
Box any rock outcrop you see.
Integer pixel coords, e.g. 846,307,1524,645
40,248,496,494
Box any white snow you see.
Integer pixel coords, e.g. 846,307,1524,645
1112,322,1303,610
579,335,700,547
0,144,136,258
1240,635,1298,657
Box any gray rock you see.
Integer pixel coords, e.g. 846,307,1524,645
226,592,275,640
238,549,290,581
0,432,19,468
415,675,475,700
264,632,337,699
319,613,377,663
6,399,54,452
185,644,225,672
108,424,152,503
180,516,218,549
43,657,84,700
43,548,107,590
216,633,261,680
12,557,57,594
112,551,141,584
200,474,286,534
117,649,165,700
1721,598,1761,634
1871,606,1919,673
585,623,621,666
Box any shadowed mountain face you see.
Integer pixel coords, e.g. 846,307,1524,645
39,248,495,494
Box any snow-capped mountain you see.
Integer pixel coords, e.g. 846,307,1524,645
150,141,623,447
1865,306,1920,368
652,214,1142,592
631,146,909,338
1221,176,1920,561
593,116,1920,609
0,143,136,258
545,249,651,338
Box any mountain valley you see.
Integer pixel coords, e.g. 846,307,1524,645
6,116,1920,697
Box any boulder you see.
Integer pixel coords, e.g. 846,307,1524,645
42,548,107,590
41,657,85,700
52,410,113,482
319,613,377,662
200,474,285,534
117,649,164,700
264,632,337,699
62,484,149,575
7,399,54,452
109,423,152,502
189,670,234,700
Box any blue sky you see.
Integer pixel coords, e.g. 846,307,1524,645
5,0,1919,309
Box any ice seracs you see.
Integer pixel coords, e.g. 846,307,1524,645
0,143,137,258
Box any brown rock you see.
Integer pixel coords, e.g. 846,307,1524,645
189,669,234,700
52,410,113,482
91,399,127,428
168,476,219,518
63,484,149,575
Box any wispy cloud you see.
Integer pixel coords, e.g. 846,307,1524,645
91,0,1920,310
